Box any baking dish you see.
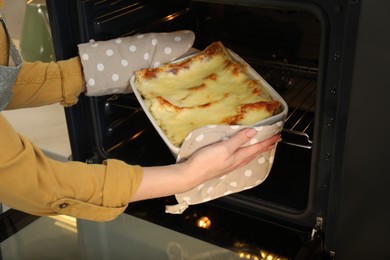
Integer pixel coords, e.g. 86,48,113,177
130,49,288,156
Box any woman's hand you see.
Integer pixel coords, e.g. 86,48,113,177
182,128,281,186
129,128,281,202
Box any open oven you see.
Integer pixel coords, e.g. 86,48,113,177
46,0,390,259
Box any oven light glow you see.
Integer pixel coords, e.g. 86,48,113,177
129,130,144,141
106,130,145,153
259,249,287,260
234,242,289,260
238,252,260,259
165,14,175,21
196,216,211,229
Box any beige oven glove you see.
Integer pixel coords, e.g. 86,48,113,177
78,30,195,96
165,121,284,214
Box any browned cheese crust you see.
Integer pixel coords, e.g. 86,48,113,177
134,41,280,147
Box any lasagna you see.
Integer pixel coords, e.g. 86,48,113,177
134,41,281,147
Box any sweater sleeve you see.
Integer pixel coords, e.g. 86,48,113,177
0,113,143,221
5,57,84,110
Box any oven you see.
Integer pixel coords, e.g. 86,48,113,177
45,0,390,259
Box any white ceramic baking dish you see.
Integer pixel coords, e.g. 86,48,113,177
130,49,288,156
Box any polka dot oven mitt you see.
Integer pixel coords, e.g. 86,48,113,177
165,121,284,214
78,30,195,96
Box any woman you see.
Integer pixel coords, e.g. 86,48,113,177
0,0,280,221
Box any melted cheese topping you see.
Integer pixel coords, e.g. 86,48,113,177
135,42,280,147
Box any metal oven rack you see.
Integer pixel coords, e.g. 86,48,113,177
251,59,318,150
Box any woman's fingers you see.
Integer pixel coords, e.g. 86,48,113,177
224,128,281,155
219,130,281,172
222,128,259,153
236,132,281,162
255,133,282,151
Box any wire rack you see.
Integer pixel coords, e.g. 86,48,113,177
253,59,317,149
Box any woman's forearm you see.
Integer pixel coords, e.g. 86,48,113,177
129,163,194,202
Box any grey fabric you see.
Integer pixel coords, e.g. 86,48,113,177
0,14,23,112
165,121,283,214
78,30,195,96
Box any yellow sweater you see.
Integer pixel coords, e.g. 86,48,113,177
0,1,143,221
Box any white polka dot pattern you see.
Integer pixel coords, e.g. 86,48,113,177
165,121,283,214
88,79,95,86
112,74,119,81
195,134,204,142
244,170,252,176
106,49,114,56
97,63,104,71
78,30,195,96
258,157,266,164
81,53,89,60
121,59,128,67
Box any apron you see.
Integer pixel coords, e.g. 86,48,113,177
0,11,23,112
